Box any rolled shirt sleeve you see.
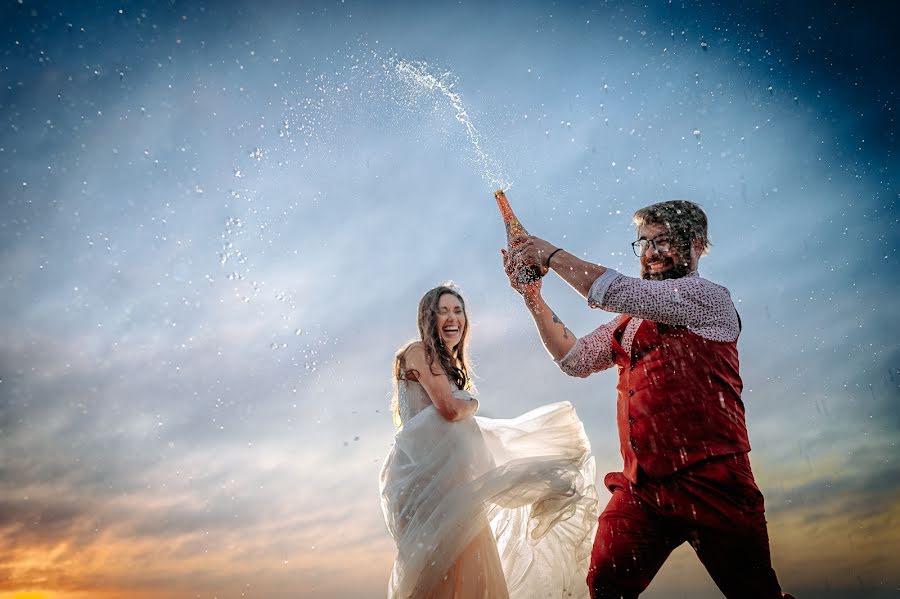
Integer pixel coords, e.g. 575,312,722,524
586,269,740,343
556,317,620,377
587,268,623,309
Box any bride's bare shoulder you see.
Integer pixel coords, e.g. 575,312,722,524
402,341,425,358
398,341,426,381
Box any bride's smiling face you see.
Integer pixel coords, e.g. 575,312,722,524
435,293,466,351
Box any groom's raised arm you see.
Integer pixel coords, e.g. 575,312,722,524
503,247,618,377
502,250,575,361
523,291,577,361
508,236,607,299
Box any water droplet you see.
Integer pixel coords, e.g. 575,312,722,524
692,129,701,139
700,39,709,51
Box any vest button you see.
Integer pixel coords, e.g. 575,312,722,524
629,417,636,425
628,389,635,396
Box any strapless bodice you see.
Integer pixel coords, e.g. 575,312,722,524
396,374,474,425
397,378,434,425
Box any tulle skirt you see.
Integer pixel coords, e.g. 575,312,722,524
380,401,598,598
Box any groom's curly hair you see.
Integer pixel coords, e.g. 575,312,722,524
633,199,711,254
390,283,473,428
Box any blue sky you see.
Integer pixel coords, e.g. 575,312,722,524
1,1,898,597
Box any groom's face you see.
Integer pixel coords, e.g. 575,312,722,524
637,223,693,281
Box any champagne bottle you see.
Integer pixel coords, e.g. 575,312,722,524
494,189,542,284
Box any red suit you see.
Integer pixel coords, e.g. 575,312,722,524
587,316,783,598
611,316,750,482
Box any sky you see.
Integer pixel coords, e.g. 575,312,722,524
1,1,898,598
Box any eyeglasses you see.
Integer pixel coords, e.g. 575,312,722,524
631,235,674,257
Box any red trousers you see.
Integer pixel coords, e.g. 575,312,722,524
587,452,784,599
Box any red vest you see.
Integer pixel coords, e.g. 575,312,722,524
611,316,751,482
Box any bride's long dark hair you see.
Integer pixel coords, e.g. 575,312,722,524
390,284,473,427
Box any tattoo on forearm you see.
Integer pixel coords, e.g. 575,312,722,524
551,312,571,339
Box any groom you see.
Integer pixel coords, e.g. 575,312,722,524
503,200,793,599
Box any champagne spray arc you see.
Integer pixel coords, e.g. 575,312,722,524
494,189,543,284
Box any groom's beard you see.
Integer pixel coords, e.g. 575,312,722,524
641,253,693,280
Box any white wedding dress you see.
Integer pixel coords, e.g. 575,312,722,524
380,377,599,598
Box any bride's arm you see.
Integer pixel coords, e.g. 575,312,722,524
403,343,479,422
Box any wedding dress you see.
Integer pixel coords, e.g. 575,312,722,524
380,377,598,598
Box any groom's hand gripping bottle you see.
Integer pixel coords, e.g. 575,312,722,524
494,189,542,285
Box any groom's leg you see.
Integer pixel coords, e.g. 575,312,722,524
587,473,681,599
676,453,785,599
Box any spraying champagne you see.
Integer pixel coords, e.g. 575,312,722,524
494,189,543,284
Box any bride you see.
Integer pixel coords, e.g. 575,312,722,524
380,283,598,598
